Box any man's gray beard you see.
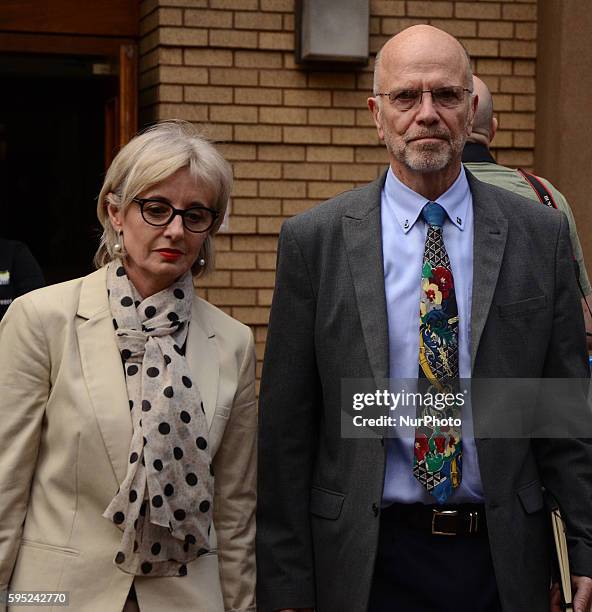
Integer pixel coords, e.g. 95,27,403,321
384,132,465,173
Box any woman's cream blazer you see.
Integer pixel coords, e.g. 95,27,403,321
0,267,257,612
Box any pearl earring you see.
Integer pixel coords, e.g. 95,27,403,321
113,231,123,255
198,258,206,267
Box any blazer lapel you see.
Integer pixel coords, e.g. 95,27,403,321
342,173,390,381
77,267,132,486
185,298,219,429
468,172,509,369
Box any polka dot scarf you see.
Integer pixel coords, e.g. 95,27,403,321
103,262,213,577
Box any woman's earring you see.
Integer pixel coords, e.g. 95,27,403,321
113,230,124,255
198,258,206,267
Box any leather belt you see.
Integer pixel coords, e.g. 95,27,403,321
381,503,487,536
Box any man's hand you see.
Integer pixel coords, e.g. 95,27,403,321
551,575,592,612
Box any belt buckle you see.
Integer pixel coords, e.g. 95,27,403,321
431,509,458,536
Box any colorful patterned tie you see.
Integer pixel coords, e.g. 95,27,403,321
413,201,462,503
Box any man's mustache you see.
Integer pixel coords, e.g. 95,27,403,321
405,131,451,143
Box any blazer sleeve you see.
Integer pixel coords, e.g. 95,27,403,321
0,296,49,602
256,221,319,611
213,327,257,612
534,212,592,577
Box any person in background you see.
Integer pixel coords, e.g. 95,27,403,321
0,239,44,320
0,120,256,612
463,75,592,349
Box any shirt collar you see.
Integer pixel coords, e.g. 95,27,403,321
384,165,471,234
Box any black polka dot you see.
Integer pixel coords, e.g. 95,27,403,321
174,509,186,521
116,266,126,277
196,437,207,450
163,386,174,398
180,411,191,423
140,502,147,517
129,400,134,410
186,473,198,486
143,436,147,447
158,422,170,435
185,534,196,545
113,511,125,524
151,542,161,556
167,312,179,321
182,376,192,388
164,483,174,497
115,551,125,564
145,305,157,318
112,319,118,330
152,495,163,508
199,500,210,513
147,367,160,378
134,300,140,308
133,540,139,552
130,452,139,464
129,490,138,503
173,344,184,356
164,354,172,365
174,288,184,299
120,296,133,307
173,447,183,460
121,349,132,361
178,564,187,576
142,400,151,412
153,459,163,471
127,365,138,376
141,562,152,574
200,402,205,414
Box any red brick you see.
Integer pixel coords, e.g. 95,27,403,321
232,180,258,197
157,104,208,122
379,18,425,36
258,217,285,234
515,22,536,41
232,271,277,287
160,65,208,84
260,107,308,124
210,105,258,124
332,128,380,146
308,73,356,90
232,236,278,251
260,70,307,88
498,112,534,131
217,252,256,269
513,95,535,112
260,0,293,11
184,49,232,66
491,94,513,111
197,270,231,287
210,68,258,86
283,14,294,31
355,147,389,163
235,11,282,30
184,85,232,104
210,0,257,8
228,216,257,233
500,76,535,94
478,21,514,39
258,289,274,305
208,288,257,306
476,59,513,75
158,85,183,102
284,89,332,107
429,19,477,37
502,4,537,21
232,307,271,325
217,143,257,160
160,27,207,46
513,60,535,76
236,125,283,143
199,124,232,142
356,110,376,127
233,197,282,214
513,132,534,148
333,91,372,109
462,39,499,58
370,0,405,16
308,108,355,126
283,163,330,180
332,164,379,182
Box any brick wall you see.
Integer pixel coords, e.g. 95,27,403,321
138,0,538,380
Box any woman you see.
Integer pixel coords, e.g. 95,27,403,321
0,121,256,612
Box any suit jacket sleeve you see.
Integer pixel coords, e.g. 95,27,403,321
213,327,257,612
0,296,48,602
534,211,592,577
257,221,319,611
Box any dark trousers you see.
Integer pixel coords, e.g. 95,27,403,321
368,505,502,612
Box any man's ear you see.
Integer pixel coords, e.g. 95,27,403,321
367,96,384,141
490,116,498,142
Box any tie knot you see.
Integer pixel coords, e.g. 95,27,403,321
422,201,446,228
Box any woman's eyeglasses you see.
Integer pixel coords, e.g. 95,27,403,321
132,198,219,233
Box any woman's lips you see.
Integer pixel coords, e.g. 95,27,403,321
156,248,183,259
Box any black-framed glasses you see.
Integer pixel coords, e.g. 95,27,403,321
132,198,219,233
375,86,472,111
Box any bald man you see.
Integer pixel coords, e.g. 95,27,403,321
464,76,592,348
257,26,592,612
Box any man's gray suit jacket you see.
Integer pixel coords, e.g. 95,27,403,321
257,170,592,612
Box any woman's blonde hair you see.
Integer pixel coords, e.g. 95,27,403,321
95,120,233,278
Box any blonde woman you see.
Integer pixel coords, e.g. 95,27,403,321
0,121,256,612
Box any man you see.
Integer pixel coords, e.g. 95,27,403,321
257,25,592,612
463,76,592,348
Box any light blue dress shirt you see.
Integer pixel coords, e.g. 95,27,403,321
380,166,485,504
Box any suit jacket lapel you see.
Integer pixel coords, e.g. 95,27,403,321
185,299,219,430
342,173,390,381
468,172,508,369
77,267,132,486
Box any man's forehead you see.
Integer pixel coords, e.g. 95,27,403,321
380,58,467,88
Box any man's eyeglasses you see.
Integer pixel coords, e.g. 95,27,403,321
132,198,219,233
375,86,472,111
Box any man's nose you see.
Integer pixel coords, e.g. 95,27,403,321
415,91,440,124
